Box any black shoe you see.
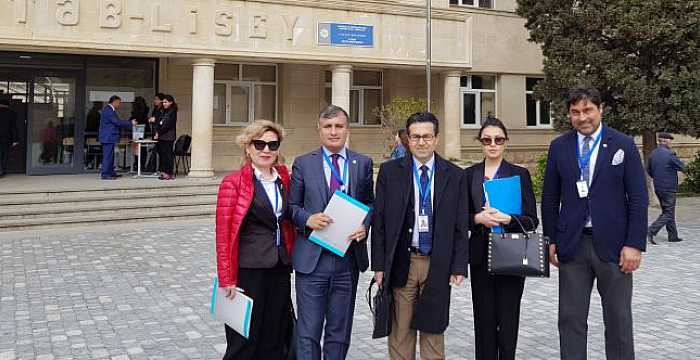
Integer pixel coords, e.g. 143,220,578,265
101,176,117,180
648,234,658,245
669,238,683,243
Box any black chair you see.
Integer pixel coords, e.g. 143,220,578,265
174,134,192,176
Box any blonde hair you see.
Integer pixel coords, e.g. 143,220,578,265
236,120,286,166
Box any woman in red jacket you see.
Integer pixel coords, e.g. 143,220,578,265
215,120,295,360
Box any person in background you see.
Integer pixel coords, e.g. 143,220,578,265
390,128,409,160
647,132,687,245
0,97,19,177
215,120,296,360
154,94,177,180
148,93,165,138
130,96,150,169
464,117,539,360
371,112,468,360
86,101,103,134
99,95,137,180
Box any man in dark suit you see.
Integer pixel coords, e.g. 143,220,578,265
647,132,686,244
0,97,19,177
542,86,648,360
289,105,374,360
98,96,136,180
371,112,469,359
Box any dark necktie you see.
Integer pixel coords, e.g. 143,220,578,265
581,136,592,184
329,153,342,194
418,165,433,255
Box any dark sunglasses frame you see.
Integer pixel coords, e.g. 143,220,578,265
479,137,507,146
251,140,281,151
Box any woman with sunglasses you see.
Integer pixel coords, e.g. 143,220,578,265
464,117,539,360
215,120,296,360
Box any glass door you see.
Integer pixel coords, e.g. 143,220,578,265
0,72,30,174
27,73,84,175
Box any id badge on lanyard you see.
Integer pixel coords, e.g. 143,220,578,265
576,179,589,198
418,212,430,233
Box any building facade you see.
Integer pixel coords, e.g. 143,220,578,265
1,0,696,176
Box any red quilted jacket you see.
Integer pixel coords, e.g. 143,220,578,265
215,163,296,288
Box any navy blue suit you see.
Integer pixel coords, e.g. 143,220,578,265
541,125,648,263
541,124,648,360
98,105,132,178
289,147,374,360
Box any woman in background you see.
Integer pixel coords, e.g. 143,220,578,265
154,94,177,180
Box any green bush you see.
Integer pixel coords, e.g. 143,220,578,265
679,151,700,194
532,153,548,198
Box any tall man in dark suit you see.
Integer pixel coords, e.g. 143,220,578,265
647,132,686,244
542,86,648,360
289,105,374,360
99,96,136,180
371,112,469,359
0,97,19,177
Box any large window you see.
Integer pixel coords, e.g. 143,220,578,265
460,75,497,127
526,77,551,127
449,0,494,9
214,63,277,126
324,70,382,126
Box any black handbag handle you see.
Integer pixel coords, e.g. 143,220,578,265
509,215,535,236
367,277,377,315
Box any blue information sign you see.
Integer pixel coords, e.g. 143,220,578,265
318,22,374,47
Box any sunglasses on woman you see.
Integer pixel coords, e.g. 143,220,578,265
479,137,507,146
251,140,281,151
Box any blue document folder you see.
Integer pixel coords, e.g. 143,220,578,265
483,175,522,233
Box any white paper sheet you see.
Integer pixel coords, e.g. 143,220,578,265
210,277,253,338
308,190,370,257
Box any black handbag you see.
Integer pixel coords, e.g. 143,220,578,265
487,216,550,277
366,277,393,339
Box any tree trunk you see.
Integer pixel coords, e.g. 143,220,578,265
642,130,659,207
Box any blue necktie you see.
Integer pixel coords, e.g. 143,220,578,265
581,136,592,184
418,165,433,255
329,153,341,194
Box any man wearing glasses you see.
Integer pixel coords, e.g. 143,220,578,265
371,112,469,359
289,105,375,360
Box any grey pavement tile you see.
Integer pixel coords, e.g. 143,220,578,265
0,198,699,359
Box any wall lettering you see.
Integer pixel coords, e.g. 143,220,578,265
215,11,233,37
249,15,267,39
99,0,122,28
189,10,198,34
11,0,30,24
150,5,172,32
282,15,299,41
56,0,80,26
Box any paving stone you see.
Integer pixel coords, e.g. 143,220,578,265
1,198,698,359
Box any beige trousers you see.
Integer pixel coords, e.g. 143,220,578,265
388,253,445,360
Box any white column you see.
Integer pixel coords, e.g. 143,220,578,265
442,71,462,160
188,58,216,178
330,65,352,115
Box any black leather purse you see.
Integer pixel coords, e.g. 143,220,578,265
366,277,393,339
487,217,550,277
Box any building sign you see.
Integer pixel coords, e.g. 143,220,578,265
318,23,374,47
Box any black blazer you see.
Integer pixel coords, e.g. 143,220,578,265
464,160,539,266
371,154,469,334
238,176,291,268
156,108,177,141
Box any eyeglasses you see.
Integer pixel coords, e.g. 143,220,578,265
251,140,280,151
479,137,507,146
409,134,435,143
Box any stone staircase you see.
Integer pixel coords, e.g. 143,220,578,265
0,180,220,232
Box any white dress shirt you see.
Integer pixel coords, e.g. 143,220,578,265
411,155,435,248
322,146,349,192
577,123,603,228
253,165,282,219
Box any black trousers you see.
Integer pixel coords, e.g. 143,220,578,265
470,263,525,360
558,233,634,360
0,141,9,175
648,191,679,240
224,264,292,360
156,140,174,175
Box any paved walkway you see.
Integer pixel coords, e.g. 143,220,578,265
1,198,699,359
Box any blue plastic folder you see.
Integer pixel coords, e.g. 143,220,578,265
210,277,253,338
483,175,522,233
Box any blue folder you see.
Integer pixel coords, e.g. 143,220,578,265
483,175,522,233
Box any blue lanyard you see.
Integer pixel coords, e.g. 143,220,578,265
576,128,604,175
413,162,434,212
322,151,349,190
